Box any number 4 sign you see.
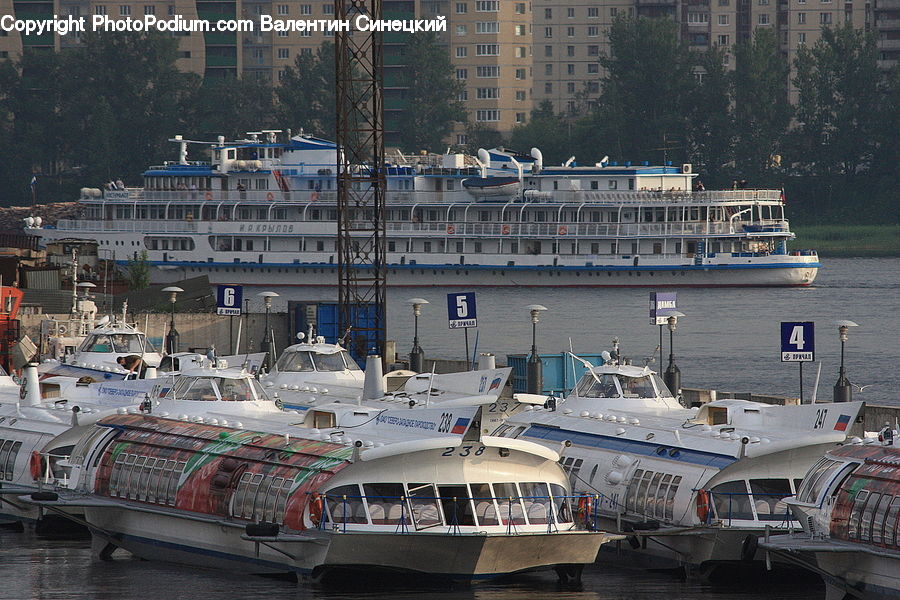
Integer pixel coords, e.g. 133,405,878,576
781,321,815,362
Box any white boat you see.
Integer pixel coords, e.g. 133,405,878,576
25,131,819,291
260,333,365,395
496,360,865,576
760,440,900,600
27,396,618,582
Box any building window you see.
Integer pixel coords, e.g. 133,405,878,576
588,25,599,36
168,5,176,15
544,7,552,18
798,12,806,23
545,45,553,57
456,68,468,80
567,7,575,17
820,12,832,23
323,4,333,14
476,110,500,122
476,87,499,99
515,68,526,79
476,22,499,34
587,63,599,74
610,7,618,16
458,89,468,101
120,5,131,15
515,46,527,58
545,63,553,75
544,26,553,38
567,45,575,57
798,32,806,44
567,26,575,37
567,63,575,75
515,90,526,101
277,4,289,15
588,6,599,17
717,34,730,45
516,112,526,123
718,14,729,25
587,45,599,56
515,3,526,14
476,44,499,56
456,46,467,58
457,134,468,145
477,65,500,77
456,25,467,36
456,2,467,13
758,13,770,24
545,82,552,94
144,5,155,15
475,1,498,11
567,82,575,93
277,48,289,59
514,24,525,35
95,5,107,15
688,12,710,23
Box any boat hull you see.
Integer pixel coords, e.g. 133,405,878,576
85,506,609,582
148,261,819,289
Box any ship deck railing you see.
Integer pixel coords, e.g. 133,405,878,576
52,219,793,239
80,188,786,205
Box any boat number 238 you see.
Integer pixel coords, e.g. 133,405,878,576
813,408,828,429
442,446,486,457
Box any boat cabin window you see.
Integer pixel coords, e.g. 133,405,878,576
275,350,356,373
313,351,353,372
275,351,315,372
748,479,792,521
884,498,900,547
79,333,148,353
796,458,846,504
710,481,754,520
363,483,406,524
439,484,476,526
408,483,443,529
574,373,619,398
168,376,260,402
620,375,658,398
574,373,671,399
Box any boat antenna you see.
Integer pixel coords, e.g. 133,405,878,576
810,362,822,404
567,352,602,385
569,338,579,399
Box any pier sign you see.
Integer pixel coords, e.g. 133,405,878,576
650,292,678,325
216,285,243,316
447,292,477,329
781,321,815,362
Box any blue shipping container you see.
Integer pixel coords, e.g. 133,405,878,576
506,353,607,396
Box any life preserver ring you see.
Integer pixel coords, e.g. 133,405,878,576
204,191,213,201
30,451,44,480
266,191,275,201
501,224,511,235
558,225,568,235
309,493,325,526
696,489,710,523
57,324,67,335
446,225,455,235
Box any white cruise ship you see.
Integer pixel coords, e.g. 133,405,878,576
26,130,819,289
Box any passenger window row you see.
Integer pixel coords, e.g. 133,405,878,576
324,481,573,529
0,439,23,481
625,468,682,522
848,489,900,547
108,453,185,506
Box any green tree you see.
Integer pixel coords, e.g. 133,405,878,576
731,28,792,184
792,25,884,178
685,47,734,187
464,122,505,156
126,250,151,291
589,17,695,164
509,101,571,166
396,32,466,153
191,78,277,139
275,42,336,138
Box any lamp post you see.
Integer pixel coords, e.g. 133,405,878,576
257,291,279,370
664,310,685,396
405,297,429,372
161,286,183,355
833,320,858,403
525,304,548,394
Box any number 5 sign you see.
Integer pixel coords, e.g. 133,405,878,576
216,285,243,316
447,292,477,329
781,321,814,362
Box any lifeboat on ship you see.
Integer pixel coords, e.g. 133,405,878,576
462,176,520,199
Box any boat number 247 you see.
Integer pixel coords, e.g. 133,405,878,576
813,408,828,429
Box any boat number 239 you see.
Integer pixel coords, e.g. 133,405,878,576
813,408,828,429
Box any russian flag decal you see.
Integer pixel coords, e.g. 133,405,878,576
488,377,502,392
834,414,851,432
451,417,470,434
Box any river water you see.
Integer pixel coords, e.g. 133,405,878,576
333,257,896,407
0,528,823,600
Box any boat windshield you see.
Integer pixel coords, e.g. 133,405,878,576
275,351,315,372
620,375,659,399
574,374,620,398
313,351,352,372
169,376,264,401
79,333,149,354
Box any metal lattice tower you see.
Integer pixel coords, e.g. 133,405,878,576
335,0,387,360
